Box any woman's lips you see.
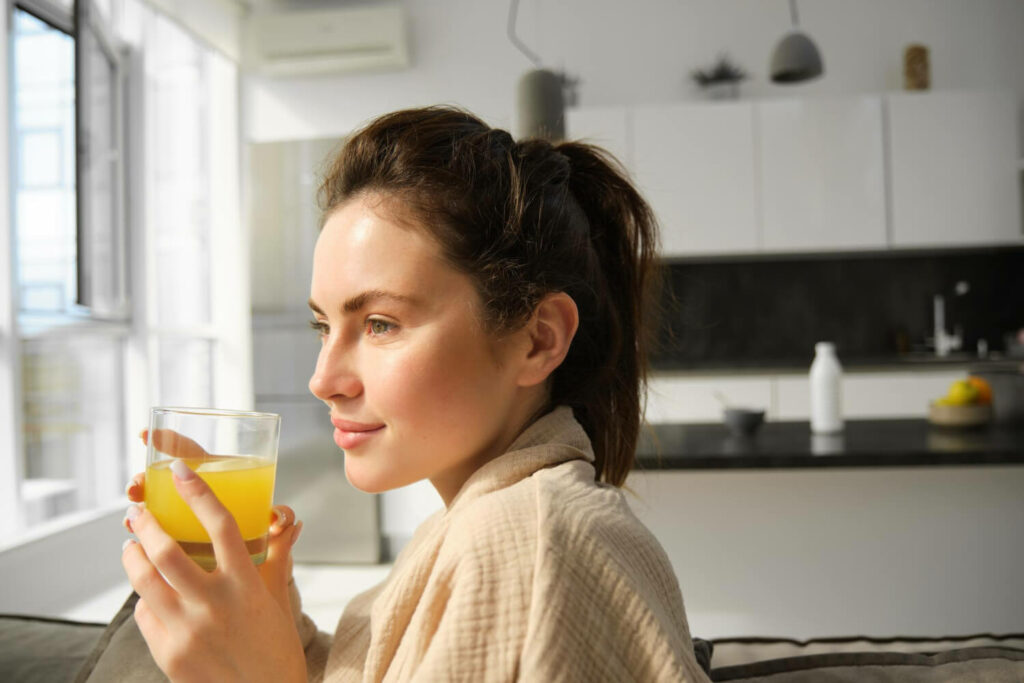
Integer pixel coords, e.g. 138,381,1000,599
331,418,385,450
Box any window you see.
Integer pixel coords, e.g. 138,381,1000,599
1,0,251,544
12,9,77,315
10,1,129,532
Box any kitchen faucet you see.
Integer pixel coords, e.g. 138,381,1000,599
932,281,968,357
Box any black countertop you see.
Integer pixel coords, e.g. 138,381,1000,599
650,355,1024,374
635,419,1024,470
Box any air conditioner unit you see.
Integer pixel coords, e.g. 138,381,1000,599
243,4,410,76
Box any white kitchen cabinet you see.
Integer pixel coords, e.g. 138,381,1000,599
632,102,759,257
758,96,888,252
646,374,773,423
565,105,631,171
774,369,964,420
627,467,1024,639
887,90,1022,248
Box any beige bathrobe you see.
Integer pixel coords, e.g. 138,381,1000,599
300,406,709,682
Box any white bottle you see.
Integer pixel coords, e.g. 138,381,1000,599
810,342,843,434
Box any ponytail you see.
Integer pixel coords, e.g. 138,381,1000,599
549,142,660,486
318,106,662,486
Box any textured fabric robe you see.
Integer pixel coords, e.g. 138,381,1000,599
301,406,709,682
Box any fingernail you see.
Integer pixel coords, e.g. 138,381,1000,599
124,481,135,496
124,505,141,530
272,508,285,527
170,459,196,481
122,538,135,552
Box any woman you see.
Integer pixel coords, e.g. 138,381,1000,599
123,106,709,682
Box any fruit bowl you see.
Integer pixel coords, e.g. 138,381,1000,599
928,402,993,429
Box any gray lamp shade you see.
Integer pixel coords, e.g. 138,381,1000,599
770,31,824,83
516,68,565,141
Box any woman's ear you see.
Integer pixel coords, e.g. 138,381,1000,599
516,292,579,388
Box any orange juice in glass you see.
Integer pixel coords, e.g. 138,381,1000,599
144,408,280,570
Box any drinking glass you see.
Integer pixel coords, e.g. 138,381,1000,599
144,407,280,570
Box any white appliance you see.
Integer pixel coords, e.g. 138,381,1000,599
243,3,410,77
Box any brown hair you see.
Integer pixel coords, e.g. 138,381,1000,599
317,106,660,487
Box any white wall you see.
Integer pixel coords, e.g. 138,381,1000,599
246,0,1024,156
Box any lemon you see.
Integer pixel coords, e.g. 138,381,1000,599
944,379,979,406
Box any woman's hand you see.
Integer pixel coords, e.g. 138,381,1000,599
123,433,305,681
127,429,303,573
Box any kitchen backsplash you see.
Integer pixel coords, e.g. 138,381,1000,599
652,246,1024,369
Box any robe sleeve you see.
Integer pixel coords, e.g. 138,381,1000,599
285,577,331,682
518,484,712,683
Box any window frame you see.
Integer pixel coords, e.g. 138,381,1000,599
74,0,129,318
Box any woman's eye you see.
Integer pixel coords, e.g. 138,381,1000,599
309,319,329,337
367,318,396,336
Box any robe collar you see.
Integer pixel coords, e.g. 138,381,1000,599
445,406,595,514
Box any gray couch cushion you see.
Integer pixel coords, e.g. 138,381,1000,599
75,592,167,683
0,613,104,683
710,633,1024,669
711,641,1024,682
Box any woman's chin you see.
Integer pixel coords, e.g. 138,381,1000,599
344,460,405,494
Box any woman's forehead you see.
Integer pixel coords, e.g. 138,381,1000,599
318,197,438,262
311,196,468,303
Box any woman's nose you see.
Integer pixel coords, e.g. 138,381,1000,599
308,342,363,401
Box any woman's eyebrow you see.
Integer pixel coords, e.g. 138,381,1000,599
307,290,420,316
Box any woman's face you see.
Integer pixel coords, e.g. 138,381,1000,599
308,194,531,504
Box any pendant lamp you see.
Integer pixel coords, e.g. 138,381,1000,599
508,0,574,140
517,69,566,141
770,0,824,83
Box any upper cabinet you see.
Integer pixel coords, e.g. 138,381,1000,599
886,91,1022,248
565,105,631,170
566,89,1022,258
757,96,887,252
632,102,758,256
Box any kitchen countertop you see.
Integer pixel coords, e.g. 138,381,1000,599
650,355,1024,375
635,418,1024,470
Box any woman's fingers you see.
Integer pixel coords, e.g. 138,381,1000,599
132,593,171,657
121,537,185,619
125,472,145,503
124,506,206,599
259,521,301,613
263,506,301,612
270,505,296,536
169,460,252,574
146,429,209,460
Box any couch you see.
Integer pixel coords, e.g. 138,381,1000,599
3,594,1023,681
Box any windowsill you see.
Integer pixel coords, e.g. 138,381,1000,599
21,478,78,503
0,498,125,555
